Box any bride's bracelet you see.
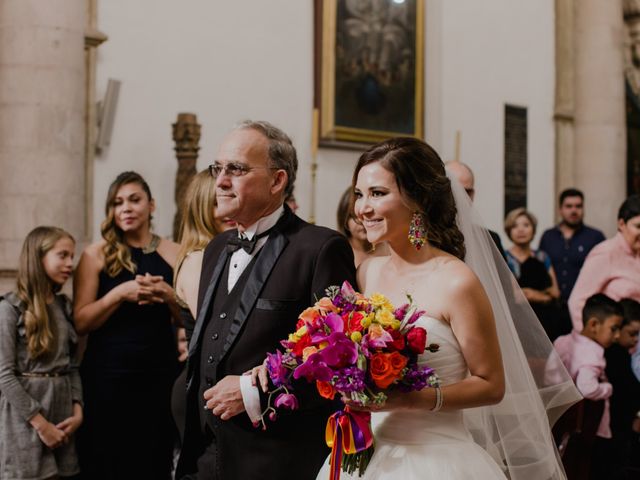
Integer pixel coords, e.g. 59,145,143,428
431,385,443,412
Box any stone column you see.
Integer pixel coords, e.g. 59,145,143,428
554,0,576,209
0,0,87,290
574,0,626,235
172,113,201,241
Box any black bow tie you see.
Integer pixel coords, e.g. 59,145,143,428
226,228,273,254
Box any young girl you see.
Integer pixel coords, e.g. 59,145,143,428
0,226,82,479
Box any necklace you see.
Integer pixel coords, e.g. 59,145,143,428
142,234,160,254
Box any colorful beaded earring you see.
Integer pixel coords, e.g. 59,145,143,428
408,212,427,250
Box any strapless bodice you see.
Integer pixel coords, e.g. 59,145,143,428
373,316,472,445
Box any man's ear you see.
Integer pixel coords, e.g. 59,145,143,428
271,170,288,195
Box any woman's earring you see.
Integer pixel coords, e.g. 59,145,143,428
408,212,427,250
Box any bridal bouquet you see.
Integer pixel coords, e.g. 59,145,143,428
259,281,439,479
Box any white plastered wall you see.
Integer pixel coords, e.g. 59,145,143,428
94,0,555,247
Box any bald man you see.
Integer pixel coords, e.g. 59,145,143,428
446,161,505,258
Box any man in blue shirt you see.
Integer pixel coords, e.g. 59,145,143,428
539,188,605,334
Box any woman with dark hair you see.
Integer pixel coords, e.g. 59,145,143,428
73,171,179,479
569,194,640,331
315,137,578,480
336,187,376,266
504,207,561,340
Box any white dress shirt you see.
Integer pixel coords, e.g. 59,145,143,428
234,206,284,423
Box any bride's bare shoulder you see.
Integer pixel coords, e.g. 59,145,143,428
436,255,482,294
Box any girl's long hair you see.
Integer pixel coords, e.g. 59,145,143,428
101,171,153,277
176,170,220,273
16,226,75,359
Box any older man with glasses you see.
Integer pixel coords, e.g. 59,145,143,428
176,120,356,480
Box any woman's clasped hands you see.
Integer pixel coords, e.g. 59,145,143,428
115,273,175,305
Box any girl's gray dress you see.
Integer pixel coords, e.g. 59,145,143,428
0,292,82,479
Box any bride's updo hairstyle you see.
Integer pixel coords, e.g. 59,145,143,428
353,137,465,260
101,171,153,277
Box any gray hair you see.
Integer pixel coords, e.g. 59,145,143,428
236,120,298,198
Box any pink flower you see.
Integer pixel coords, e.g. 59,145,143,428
274,393,299,410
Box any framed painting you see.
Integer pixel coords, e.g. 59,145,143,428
314,0,424,146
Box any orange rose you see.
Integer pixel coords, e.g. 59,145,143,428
369,353,401,389
389,351,408,372
316,381,336,400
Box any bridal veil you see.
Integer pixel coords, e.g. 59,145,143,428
447,173,581,480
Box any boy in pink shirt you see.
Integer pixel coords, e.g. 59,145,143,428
554,293,623,439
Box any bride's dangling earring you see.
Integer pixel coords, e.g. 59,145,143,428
408,212,427,250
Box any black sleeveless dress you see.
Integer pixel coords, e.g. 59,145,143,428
78,246,178,479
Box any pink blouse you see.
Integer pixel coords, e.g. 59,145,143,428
568,233,640,331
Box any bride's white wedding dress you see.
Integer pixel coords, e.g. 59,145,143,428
317,315,506,480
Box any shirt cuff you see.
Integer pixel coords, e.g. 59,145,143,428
240,375,262,423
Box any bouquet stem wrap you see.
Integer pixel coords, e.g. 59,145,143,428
325,407,374,480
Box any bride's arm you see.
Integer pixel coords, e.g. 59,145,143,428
382,264,505,412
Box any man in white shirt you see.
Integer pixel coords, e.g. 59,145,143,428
176,120,356,480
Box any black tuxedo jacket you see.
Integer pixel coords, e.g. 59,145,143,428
176,207,356,480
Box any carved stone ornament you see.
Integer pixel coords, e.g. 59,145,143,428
172,113,201,240
624,0,640,101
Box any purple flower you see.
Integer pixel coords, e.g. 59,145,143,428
269,411,278,421
397,363,436,392
319,332,358,368
266,351,289,387
394,303,409,321
274,393,299,410
293,352,334,382
333,367,366,393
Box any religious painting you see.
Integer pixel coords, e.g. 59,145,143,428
315,0,424,146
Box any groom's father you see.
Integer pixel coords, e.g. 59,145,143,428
176,120,356,480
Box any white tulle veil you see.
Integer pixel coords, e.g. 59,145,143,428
446,173,581,480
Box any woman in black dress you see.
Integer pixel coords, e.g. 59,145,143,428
504,208,561,340
73,172,180,479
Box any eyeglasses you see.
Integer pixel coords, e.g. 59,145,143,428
208,162,277,178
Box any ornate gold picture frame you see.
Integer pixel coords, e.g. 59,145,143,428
314,0,424,146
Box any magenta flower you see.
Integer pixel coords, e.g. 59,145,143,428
274,393,299,410
266,351,289,387
293,352,334,382
311,312,345,342
318,331,358,368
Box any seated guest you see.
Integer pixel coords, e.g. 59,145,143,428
554,294,623,443
569,194,640,331
505,207,561,340
604,298,640,478
336,187,387,267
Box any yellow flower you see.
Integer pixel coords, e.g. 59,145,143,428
361,313,373,329
375,308,396,327
318,341,329,350
302,346,318,361
295,325,308,337
350,331,362,343
370,293,394,310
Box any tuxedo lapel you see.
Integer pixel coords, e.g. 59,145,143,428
188,250,229,360
218,229,288,362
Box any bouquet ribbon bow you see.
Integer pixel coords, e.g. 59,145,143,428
325,407,374,480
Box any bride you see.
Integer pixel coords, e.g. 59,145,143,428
316,137,580,479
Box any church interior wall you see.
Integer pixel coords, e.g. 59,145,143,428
94,0,556,246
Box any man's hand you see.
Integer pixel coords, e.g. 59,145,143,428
203,375,245,420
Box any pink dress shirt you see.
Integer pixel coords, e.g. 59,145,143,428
554,332,612,438
568,232,640,331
